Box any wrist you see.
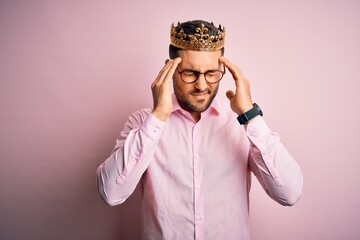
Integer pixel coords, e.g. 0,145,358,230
151,109,170,122
237,103,254,115
237,103,263,125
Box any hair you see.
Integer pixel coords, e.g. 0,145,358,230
169,20,225,59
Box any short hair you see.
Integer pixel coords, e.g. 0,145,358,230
169,20,225,59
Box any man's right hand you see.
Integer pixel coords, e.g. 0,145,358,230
151,57,182,121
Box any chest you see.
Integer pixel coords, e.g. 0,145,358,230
149,114,250,181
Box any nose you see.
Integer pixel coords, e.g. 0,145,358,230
195,73,208,91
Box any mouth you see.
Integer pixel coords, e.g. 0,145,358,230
191,91,209,99
190,91,210,103
191,90,211,96
192,92,207,96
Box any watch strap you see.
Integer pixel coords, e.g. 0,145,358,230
237,103,263,125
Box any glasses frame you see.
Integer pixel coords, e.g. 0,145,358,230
176,67,226,84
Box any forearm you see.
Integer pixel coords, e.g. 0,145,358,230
247,117,303,206
97,131,150,206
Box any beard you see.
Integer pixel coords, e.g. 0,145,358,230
173,80,219,113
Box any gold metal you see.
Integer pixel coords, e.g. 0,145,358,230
170,22,225,51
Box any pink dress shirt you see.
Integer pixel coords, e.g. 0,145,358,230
96,96,303,240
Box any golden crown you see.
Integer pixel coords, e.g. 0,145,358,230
170,21,226,51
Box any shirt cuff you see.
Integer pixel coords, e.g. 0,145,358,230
140,113,166,140
244,117,271,139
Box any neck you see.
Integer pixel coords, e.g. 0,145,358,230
191,112,201,122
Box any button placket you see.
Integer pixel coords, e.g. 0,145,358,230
192,123,204,238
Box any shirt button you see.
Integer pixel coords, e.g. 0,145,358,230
153,127,159,133
196,184,201,189
196,216,202,221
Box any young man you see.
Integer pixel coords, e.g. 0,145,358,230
97,20,303,240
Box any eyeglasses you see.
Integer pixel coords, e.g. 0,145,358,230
176,67,226,84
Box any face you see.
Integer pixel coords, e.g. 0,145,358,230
173,50,222,118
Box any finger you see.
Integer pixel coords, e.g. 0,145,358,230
226,90,235,101
152,59,176,87
163,57,182,84
156,57,181,84
219,56,238,73
219,57,246,83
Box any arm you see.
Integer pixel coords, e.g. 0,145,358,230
96,111,165,206
96,58,182,206
219,56,303,206
246,117,303,206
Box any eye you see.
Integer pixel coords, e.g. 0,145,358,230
206,71,219,76
183,71,196,76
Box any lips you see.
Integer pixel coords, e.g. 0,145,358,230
191,90,211,96
192,92,207,96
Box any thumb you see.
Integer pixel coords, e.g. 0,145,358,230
226,90,235,101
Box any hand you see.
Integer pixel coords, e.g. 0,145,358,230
151,57,182,121
219,57,253,115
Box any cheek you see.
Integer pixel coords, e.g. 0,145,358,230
210,83,220,94
173,78,188,93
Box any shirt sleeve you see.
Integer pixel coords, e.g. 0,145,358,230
96,110,166,206
246,117,303,206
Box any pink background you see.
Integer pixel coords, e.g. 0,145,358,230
1,0,360,239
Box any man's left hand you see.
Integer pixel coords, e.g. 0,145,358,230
219,56,254,115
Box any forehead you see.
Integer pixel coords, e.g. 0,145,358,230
178,50,222,70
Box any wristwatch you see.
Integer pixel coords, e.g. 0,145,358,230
237,103,263,125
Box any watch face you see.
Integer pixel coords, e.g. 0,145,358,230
237,103,263,125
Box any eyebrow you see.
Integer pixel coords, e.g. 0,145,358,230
180,67,221,72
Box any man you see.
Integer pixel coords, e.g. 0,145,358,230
96,20,303,240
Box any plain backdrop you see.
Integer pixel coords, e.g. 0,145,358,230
1,0,360,239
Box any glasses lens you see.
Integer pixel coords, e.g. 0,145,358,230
179,69,224,83
181,71,198,83
205,71,223,83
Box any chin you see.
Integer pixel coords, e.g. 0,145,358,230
192,100,211,112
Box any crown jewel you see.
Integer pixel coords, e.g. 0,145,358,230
170,21,226,51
